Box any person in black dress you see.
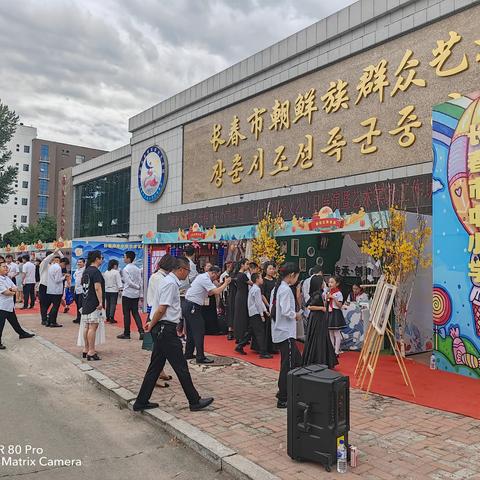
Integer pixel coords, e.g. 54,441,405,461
302,275,338,368
261,262,277,354
233,258,250,342
226,262,237,340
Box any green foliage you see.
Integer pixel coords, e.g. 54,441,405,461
0,100,19,204
0,216,57,247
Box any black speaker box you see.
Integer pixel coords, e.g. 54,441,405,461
287,364,350,472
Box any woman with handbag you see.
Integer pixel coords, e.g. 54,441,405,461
77,250,105,361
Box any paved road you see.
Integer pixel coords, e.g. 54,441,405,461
0,329,231,480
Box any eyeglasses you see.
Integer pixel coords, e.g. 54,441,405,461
180,267,191,273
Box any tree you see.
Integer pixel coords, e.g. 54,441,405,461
252,211,285,266
0,216,57,247
0,101,19,204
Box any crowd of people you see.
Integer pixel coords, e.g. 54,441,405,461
0,245,369,412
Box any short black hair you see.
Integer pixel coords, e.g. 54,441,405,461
78,257,85,263
249,262,259,269
5,254,13,260
87,250,102,266
60,257,69,265
158,254,175,273
251,273,261,283
125,250,136,262
174,256,189,270
209,265,221,275
23,254,30,262
184,245,195,257
107,259,119,270
311,265,323,275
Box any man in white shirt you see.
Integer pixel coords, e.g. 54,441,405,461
0,260,34,349
184,266,231,364
38,249,62,325
178,244,198,294
22,254,36,309
133,257,213,412
72,258,85,324
6,255,19,303
46,256,66,327
118,250,145,340
235,273,272,359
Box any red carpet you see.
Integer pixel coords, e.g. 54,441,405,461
17,303,480,419
204,335,480,420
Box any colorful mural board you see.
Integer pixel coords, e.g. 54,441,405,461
72,241,144,281
432,93,480,379
143,209,389,245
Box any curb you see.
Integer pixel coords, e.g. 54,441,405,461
33,335,280,480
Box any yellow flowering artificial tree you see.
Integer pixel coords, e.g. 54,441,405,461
252,211,286,266
361,208,432,355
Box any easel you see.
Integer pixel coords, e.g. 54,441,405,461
354,277,415,398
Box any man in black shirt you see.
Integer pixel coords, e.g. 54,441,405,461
81,251,105,361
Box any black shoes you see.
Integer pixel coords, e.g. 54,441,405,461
189,397,214,411
48,323,63,328
19,333,35,339
139,333,145,340
117,333,131,339
82,352,87,358
227,332,234,340
73,319,80,324
277,400,287,409
41,321,47,326
259,353,273,359
133,401,159,412
87,353,101,361
196,357,214,364
0,344,5,350
234,346,247,355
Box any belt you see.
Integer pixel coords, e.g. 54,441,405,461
185,300,202,307
159,320,179,327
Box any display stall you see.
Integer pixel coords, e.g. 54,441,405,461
143,208,389,350
0,239,72,261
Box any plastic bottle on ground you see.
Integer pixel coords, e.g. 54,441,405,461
337,439,347,474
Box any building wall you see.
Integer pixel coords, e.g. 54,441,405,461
56,167,73,240
125,0,479,239
29,139,106,225
0,124,37,235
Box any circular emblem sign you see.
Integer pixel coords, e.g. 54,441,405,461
138,146,168,202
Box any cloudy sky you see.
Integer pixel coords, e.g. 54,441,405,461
1,0,356,151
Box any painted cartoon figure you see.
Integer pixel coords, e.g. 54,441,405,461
450,326,480,369
447,96,480,337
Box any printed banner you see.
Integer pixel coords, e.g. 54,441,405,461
72,241,144,280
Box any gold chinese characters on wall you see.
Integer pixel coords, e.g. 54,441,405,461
183,7,480,203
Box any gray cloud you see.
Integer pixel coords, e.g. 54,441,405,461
0,0,356,150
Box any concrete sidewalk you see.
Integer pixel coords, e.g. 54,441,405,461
14,312,480,480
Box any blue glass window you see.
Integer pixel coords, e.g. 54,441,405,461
40,144,49,161
38,196,48,213
74,169,130,237
39,162,49,179
39,179,49,195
